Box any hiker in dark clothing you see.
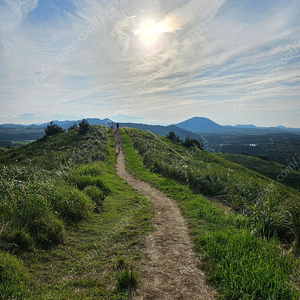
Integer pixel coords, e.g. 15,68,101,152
117,123,119,131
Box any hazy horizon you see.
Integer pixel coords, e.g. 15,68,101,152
1,0,300,127
1,115,300,129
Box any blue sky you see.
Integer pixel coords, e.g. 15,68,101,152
0,0,300,127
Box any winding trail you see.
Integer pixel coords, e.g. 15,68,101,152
114,131,216,300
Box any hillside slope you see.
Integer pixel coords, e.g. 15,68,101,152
120,128,300,299
218,153,300,190
0,126,153,299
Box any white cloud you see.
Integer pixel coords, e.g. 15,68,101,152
0,0,299,127
0,0,39,32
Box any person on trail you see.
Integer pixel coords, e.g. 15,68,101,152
117,123,119,131
117,141,121,153
111,122,113,130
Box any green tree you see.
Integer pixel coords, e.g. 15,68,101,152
167,131,181,143
78,119,90,134
68,122,78,131
44,122,65,137
182,135,204,150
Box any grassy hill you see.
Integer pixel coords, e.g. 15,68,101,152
1,126,300,299
0,126,153,299
217,153,300,190
120,127,300,299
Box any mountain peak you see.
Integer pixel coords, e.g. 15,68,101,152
175,117,223,132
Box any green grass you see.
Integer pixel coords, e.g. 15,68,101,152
120,128,300,299
0,251,29,299
0,126,154,299
114,258,139,292
0,127,108,253
123,129,300,243
218,153,300,190
199,230,298,300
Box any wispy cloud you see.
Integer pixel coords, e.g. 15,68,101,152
0,0,299,126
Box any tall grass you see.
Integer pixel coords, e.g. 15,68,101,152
0,126,109,252
0,251,29,299
114,258,139,292
124,128,300,246
199,230,298,300
120,128,300,299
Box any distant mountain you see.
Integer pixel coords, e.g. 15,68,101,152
175,117,224,132
39,118,112,130
118,123,203,140
1,117,300,143
175,117,300,134
0,118,203,142
234,124,257,129
225,124,258,129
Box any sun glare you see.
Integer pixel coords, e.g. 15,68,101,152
144,25,155,39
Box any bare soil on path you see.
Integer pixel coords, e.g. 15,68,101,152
114,131,216,300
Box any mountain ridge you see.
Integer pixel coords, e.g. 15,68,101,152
175,117,300,134
1,116,300,136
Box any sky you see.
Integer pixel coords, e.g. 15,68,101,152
0,0,300,127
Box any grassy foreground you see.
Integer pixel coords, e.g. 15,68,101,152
0,127,154,299
120,128,300,300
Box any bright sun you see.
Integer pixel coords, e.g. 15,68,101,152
144,25,155,39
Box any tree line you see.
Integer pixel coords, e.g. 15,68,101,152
44,119,90,137
166,131,205,150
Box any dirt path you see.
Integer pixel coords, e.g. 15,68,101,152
114,131,216,300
